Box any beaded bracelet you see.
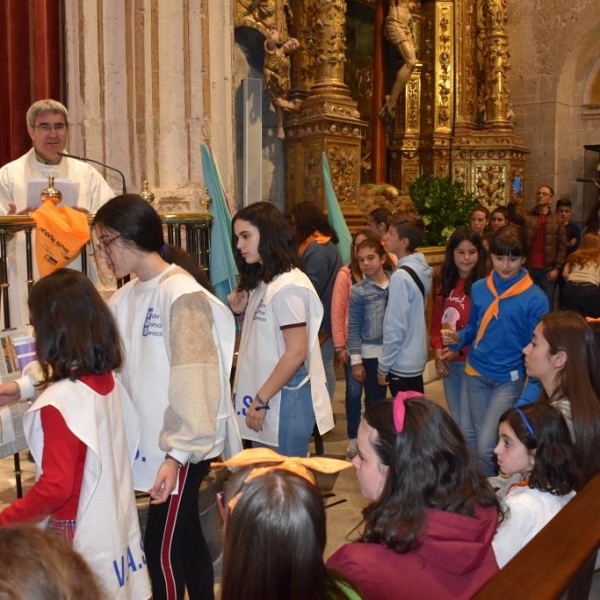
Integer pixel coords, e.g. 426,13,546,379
254,394,270,411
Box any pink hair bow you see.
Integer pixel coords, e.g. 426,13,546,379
393,390,425,432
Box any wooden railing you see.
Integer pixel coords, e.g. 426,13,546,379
474,472,600,599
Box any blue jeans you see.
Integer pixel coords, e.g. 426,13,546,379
529,267,556,309
344,362,363,439
442,361,476,451
466,374,525,475
254,365,316,457
320,337,336,401
363,358,388,407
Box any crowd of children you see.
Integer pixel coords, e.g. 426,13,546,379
1,190,599,599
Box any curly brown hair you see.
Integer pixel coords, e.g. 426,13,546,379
566,233,600,269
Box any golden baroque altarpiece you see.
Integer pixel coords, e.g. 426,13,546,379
234,0,527,221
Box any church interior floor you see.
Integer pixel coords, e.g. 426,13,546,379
2,377,600,598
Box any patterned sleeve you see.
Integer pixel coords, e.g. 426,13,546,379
159,290,222,464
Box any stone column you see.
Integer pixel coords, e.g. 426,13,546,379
286,0,366,224
62,0,235,212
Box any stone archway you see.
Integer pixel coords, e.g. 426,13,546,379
583,54,600,112
555,16,600,222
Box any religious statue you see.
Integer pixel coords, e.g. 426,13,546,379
241,0,276,22
263,28,300,139
379,0,418,120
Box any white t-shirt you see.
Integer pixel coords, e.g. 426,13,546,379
493,485,575,567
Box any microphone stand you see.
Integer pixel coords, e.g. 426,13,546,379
57,152,127,195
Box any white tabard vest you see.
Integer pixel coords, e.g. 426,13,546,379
24,377,152,600
233,268,334,447
110,266,241,492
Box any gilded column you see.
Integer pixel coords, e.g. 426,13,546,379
288,0,315,101
306,0,348,92
388,64,422,194
454,0,478,132
451,0,528,208
286,0,367,224
482,0,511,129
419,0,453,178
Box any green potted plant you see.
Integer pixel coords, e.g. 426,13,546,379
408,173,479,246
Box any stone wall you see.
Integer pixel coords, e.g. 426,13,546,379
63,0,236,213
508,0,600,223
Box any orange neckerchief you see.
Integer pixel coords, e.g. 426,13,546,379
506,478,530,495
474,271,533,347
298,230,332,258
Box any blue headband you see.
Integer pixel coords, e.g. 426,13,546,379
515,408,535,436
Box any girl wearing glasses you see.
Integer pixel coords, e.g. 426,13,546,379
92,194,238,600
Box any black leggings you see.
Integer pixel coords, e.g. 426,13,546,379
387,373,424,396
144,460,214,600
560,282,600,318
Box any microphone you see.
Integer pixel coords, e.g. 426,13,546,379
57,152,127,195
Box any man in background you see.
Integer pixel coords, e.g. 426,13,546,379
522,185,567,308
556,197,580,255
0,99,115,327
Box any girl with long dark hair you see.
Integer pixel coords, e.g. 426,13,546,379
522,310,600,489
92,194,237,600
0,269,151,599
430,226,486,449
228,202,333,457
492,403,576,566
328,394,501,599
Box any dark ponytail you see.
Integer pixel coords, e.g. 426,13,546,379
93,194,212,290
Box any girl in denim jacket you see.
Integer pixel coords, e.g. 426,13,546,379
348,239,392,405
